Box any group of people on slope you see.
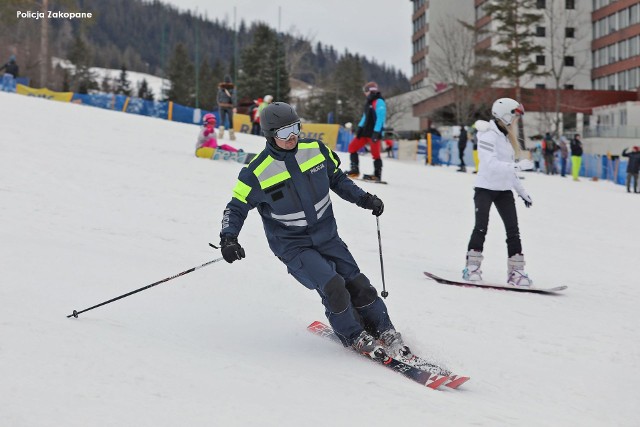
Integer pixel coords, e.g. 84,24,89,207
195,75,277,153
212,94,536,364
532,132,583,180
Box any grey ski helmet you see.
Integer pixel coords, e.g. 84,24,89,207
260,102,300,138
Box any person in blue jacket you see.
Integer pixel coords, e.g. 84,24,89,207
345,81,387,181
218,102,408,359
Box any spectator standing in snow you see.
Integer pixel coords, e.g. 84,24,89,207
345,81,387,182
217,75,237,140
471,125,479,173
559,136,569,177
0,55,19,92
463,98,534,287
532,142,543,172
622,146,640,193
248,98,262,135
543,132,558,175
457,125,468,172
570,134,583,181
217,102,428,366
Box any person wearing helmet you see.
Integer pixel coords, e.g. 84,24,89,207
463,98,535,287
345,82,387,181
195,113,239,155
217,102,418,363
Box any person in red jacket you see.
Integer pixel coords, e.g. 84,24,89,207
345,82,387,182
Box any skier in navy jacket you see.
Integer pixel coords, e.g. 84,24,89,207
218,102,409,360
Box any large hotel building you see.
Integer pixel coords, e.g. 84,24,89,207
409,0,640,135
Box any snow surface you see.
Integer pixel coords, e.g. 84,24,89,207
53,57,167,97
1,91,639,426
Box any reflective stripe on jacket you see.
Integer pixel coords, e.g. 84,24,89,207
221,139,366,259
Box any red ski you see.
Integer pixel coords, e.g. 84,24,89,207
307,321,469,390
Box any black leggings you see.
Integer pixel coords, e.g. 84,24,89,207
467,188,522,257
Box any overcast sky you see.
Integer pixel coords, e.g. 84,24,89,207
162,0,414,78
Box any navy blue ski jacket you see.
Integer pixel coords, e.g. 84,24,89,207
220,139,368,261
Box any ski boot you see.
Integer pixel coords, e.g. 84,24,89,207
351,330,386,359
218,126,225,139
379,329,451,376
462,249,483,281
229,128,236,141
507,254,532,286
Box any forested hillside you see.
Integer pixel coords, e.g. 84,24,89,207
1,0,409,123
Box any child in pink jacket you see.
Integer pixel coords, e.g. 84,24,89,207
196,114,238,152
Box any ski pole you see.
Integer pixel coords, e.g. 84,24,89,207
376,216,388,298
67,257,224,318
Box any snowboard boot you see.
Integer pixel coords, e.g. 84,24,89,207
229,129,236,141
462,249,483,281
507,254,532,286
351,330,386,359
218,126,225,139
345,152,360,178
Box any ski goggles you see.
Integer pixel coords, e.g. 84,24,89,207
513,104,525,116
273,121,302,139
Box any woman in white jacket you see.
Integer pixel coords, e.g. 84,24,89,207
463,98,534,286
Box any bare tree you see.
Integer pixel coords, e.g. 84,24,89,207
429,16,496,125
282,25,316,80
543,0,590,136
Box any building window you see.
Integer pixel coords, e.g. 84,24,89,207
618,9,629,29
537,0,546,9
535,84,547,89
565,84,574,89
536,55,546,65
536,26,546,37
566,0,575,9
564,56,575,66
565,27,575,38
631,5,639,25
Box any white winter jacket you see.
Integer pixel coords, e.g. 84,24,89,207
474,120,528,198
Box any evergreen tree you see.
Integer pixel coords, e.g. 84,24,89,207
484,0,547,145
238,24,290,102
68,33,97,94
137,78,154,100
303,54,364,124
101,75,113,93
197,57,216,110
115,64,132,95
166,43,195,106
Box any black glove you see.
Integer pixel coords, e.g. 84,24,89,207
220,236,245,263
519,195,533,208
359,192,384,216
372,131,381,142
356,127,363,138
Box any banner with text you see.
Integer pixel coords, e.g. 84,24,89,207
16,85,73,102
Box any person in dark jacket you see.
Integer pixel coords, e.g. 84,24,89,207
543,132,558,175
622,146,640,193
345,81,387,181
217,75,237,140
570,134,583,181
457,125,468,172
218,102,417,362
248,98,261,135
0,55,19,92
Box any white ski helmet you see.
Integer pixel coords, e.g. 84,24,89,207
492,98,525,125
